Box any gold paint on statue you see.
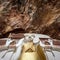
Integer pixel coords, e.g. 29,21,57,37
18,41,46,60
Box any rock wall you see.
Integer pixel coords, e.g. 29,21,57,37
0,0,60,39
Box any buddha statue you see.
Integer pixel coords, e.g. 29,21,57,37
18,35,46,60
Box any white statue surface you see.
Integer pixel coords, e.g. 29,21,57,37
0,33,60,60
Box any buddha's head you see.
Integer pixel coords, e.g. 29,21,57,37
24,34,35,42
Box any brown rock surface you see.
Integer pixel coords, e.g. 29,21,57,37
0,0,60,39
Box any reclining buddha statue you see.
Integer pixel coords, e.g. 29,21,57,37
18,35,46,60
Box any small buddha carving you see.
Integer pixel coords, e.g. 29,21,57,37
18,35,46,60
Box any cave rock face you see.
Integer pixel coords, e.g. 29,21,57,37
0,0,60,39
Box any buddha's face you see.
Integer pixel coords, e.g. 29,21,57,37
24,35,35,42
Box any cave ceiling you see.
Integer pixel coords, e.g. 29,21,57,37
0,0,60,39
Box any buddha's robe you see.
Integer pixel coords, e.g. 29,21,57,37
18,41,46,60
